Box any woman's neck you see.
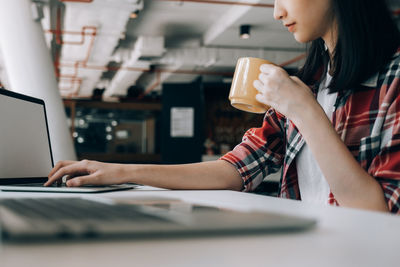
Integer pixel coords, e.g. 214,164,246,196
323,28,338,76
322,18,338,63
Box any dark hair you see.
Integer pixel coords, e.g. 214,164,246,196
297,0,400,93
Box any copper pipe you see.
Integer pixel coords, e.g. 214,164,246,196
59,53,306,96
63,26,96,95
56,61,81,79
158,0,274,8
54,48,61,77
53,4,97,94
140,71,162,98
279,53,306,67
59,62,232,76
69,100,77,137
58,63,150,73
59,51,305,76
55,6,63,45
141,53,306,96
50,26,97,45
55,26,96,94
46,29,122,38
53,5,97,95
59,77,82,93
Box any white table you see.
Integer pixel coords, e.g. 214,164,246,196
0,186,399,267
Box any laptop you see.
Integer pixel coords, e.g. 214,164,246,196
0,196,316,241
0,89,316,241
0,88,135,193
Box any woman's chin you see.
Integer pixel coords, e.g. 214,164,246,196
292,32,314,44
293,35,309,44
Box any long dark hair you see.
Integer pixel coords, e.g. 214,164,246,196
297,0,400,93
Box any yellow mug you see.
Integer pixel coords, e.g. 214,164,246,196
229,57,272,113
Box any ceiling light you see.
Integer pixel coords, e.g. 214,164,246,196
130,11,139,19
240,25,251,39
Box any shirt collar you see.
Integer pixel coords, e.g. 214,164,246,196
360,48,400,87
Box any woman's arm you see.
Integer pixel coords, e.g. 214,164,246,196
295,104,388,212
254,64,388,212
45,159,244,191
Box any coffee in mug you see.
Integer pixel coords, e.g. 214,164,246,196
229,57,272,113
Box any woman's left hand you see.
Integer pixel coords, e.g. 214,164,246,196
253,64,317,125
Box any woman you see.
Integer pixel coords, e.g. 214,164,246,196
46,0,400,213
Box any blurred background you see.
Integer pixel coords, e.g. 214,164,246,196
0,0,399,168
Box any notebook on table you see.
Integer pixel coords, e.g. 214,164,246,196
0,88,134,193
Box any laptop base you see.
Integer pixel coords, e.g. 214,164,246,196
0,184,136,193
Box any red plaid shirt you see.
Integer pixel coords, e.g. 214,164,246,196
221,49,400,214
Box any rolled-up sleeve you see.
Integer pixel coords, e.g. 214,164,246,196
220,109,286,192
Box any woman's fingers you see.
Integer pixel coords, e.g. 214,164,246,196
45,160,91,186
255,93,267,105
260,63,276,73
290,75,303,85
253,79,264,92
258,72,269,84
66,174,95,187
48,160,75,177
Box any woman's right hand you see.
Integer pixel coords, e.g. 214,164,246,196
45,160,126,187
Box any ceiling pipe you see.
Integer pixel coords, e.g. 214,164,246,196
58,52,305,98
57,0,144,96
279,53,306,67
48,26,97,46
59,52,305,77
49,5,97,95
59,60,305,98
140,71,161,98
46,29,122,38
59,77,83,94
53,0,98,94
58,27,96,95
59,62,148,72
59,62,233,76
139,53,305,96
161,0,400,12
60,0,94,3
158,0,273,8
55,24,97,93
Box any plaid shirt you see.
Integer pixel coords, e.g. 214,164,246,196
221,49,400,214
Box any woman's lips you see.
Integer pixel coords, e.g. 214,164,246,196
285,23,296,33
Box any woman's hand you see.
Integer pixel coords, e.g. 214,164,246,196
45,160,126,187
253,64,317,126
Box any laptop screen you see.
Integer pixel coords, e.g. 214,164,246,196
0,89,54,181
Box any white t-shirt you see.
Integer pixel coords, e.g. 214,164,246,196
296,71,337,205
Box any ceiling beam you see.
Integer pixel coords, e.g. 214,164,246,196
158,0,273,8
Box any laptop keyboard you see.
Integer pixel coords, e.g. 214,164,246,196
0,198,170,222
